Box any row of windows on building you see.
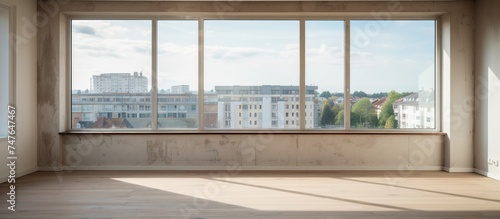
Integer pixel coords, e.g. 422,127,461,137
229,104,315,111
72,104,197,112
217,90,312,95
399,105,433,112
86,112,188,120
75,97,198,103
227,120,310,127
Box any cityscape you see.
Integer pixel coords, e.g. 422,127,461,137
71,72,435,129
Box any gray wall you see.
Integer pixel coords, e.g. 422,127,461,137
475,0,500,180
61,134,443,170
37,1,474,172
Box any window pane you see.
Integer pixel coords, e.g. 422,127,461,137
204,20,300,129
0,7,9,137
71,20,152,129
350,20,435,129
158,20,198,128
305,20,344,129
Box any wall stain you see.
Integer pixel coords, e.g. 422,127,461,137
38,33,57,108
39,131,54,166
146,140,171,165
207,149,221,164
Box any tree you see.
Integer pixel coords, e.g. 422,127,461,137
370,92,388,98
378,102,394,127
352,98,377,127
379,90,401,128
352,91,368,98
319,100,335,126
388,90,402,101
332,92,344,97
384,115,397,128
400,92,413,98
332,103,343,118
319,91,332,98
335,110,344,126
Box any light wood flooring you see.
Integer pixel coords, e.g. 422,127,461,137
1,171,500,218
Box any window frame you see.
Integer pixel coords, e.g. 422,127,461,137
67,13,441,133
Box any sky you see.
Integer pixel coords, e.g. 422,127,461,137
71,19,435,94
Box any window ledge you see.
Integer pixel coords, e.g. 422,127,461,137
60,130,446,135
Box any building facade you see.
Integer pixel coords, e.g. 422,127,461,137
214,85,319,129
72,85,320,129
393,90,435,129
91,72,148,93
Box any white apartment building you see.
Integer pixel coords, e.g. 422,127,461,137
214,85,319,129
393,90,435,129
91,72,148,93
171,85,190,94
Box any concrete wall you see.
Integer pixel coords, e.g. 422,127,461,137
475,0,500,181
441,1,475,172
0,0,38,183
60,134,443,170
37,1,474,171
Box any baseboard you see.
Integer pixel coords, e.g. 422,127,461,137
50,165,444,171
474,168,500,181
0,166,38,183
443,167,474,172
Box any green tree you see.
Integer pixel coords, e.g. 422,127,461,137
319,91,332,98
352,91,368,98
332,103,343,118
384,115,397,128
332,92,344,97
335,110,344,126
319,100,335,126
352,98,377,127
388,90,402,101
371,92,388,98
379,90,402,128
378,102,394,127
400,92,413,98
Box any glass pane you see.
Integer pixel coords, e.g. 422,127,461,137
158,20,198,128
71,20,152,129
305,20,345,129
350,20,435,129
204,20,300,129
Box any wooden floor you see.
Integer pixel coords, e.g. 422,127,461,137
1,171,500,219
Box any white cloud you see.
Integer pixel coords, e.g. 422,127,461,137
205,45,276,60
306,44,343,65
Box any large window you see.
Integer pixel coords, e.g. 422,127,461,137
71,20,152,129
350,20,436,129
0,6,9,137
70,18,437,131
305,20,345,129
158,20,198,128
204,20,299,129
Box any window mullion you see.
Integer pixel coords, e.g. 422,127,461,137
299,18,305,130
435,19,442,132
198,18,205,130
344,19,351,130
151,19,158,130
